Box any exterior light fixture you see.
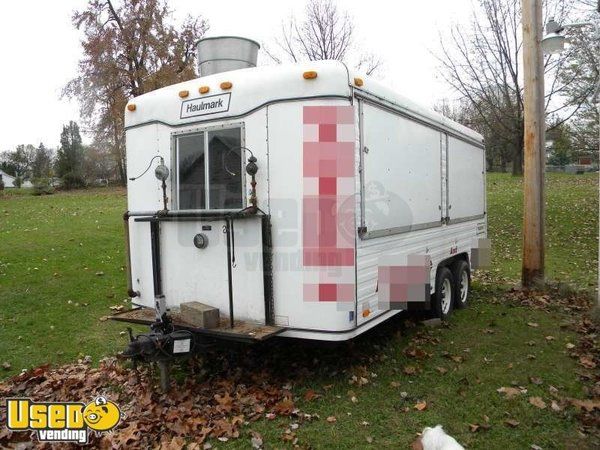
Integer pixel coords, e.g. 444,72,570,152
541,18,566,54
542,17,598,55
154,163,170,181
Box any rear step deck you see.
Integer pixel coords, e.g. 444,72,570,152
109,307,283,342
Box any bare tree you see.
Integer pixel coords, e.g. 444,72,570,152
435,0,588,175
266,0,382,75
435,97,515,171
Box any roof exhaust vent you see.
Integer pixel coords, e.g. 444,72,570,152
196,36,260,77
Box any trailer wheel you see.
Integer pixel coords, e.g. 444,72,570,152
452,260,471,309
433,266,454,320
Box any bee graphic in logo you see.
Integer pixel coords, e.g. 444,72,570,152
83,397,121,432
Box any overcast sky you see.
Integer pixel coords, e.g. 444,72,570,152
0,0,475,151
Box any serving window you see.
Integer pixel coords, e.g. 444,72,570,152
174,126,244,210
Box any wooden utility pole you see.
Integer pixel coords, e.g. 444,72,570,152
521,0,545,288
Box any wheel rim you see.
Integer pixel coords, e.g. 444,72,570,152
441,278,452,314
459,271,469,304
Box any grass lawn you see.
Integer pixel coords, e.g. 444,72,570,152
487,173,598,288
0,188,134,374
0,173,598,448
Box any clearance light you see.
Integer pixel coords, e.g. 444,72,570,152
179,90,189,98
362,309,371,318
354,77,364,87
303,71,318,80
199,86,210,94
126,103,136,112
220,81,232,90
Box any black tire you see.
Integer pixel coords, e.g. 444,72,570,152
432,266,454,320
451,259,471,309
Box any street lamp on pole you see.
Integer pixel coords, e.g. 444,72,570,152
542,18,599,59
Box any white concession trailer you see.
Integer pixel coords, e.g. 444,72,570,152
115,38,488,376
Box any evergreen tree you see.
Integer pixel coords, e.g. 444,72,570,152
547,123,574,166
31,142,53,179
56,121,85,189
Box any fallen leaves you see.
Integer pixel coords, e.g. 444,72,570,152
468,423,480,432
0,357,304,448
413,401,427,411
528,376,543,385
569,398,600,412
497,386,525,399
250,432,263,450
273,398,295,415
550,400,563,412
2,362,10,370
326,415,337,423
403,365,418,375
281,427,297,444
578,355,596,369
468,415,491,432
348,368,372,386
528,397,547,409
303,389,321,401
527,322,539,328
504,418,520,428
404,347,429,360
440,351,465,364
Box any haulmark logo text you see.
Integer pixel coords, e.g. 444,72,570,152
180,93,231,119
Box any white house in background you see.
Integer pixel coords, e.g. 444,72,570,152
0,169,33,188
0,169,16,188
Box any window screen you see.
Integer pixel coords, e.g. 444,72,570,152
175,127,243,210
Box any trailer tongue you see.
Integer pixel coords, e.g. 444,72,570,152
110,307,282,342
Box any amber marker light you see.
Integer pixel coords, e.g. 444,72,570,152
199,86,210,94
126,103,136,112
179,90,189,98
303,71,318,79
362,309,371,318
354,77,364,87
220,81,232,90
